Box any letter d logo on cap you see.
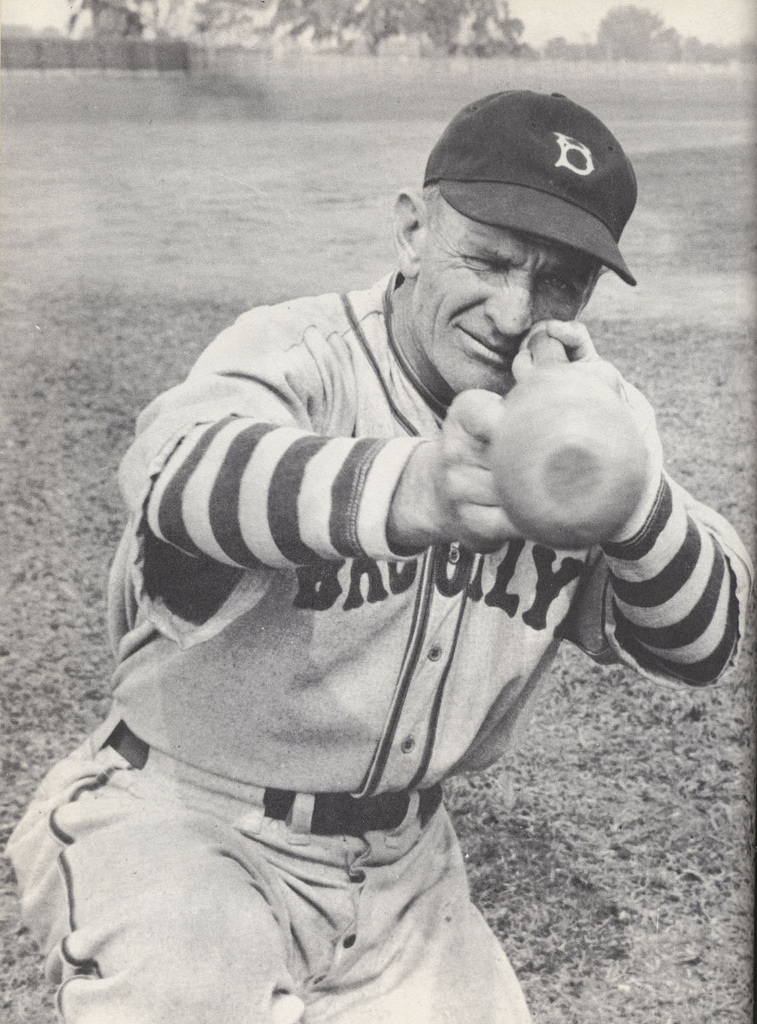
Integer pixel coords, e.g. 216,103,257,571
553,132,595,177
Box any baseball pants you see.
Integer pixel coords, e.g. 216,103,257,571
7,723,532,1024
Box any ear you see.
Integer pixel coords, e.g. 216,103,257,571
392,190,429,281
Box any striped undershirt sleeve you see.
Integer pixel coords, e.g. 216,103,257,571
144,415,423,569
601,475,744,686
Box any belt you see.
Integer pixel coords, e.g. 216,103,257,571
105,722,442,837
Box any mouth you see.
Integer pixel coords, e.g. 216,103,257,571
459,327,519,365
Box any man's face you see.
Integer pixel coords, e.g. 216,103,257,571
399,196,599,397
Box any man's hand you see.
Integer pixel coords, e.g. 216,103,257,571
512,319,664,543
512,320,624,395
388,320,665,553
389,321,608,554
388,390,520,554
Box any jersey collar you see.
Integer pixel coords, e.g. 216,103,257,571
384,273,454,420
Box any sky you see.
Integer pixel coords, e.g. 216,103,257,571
513,0,756,46
2,0,755,45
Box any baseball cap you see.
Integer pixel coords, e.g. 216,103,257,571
424,90,637,286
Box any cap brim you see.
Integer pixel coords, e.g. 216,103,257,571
438,180,636,287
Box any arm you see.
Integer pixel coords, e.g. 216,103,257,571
135,314,617,573
121,304,426,572
387,389,519,554
527,320,753,685
143,414,422,569
600,475,752,686
147,388,521,567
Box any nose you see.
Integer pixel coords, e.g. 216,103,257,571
484,275,535,339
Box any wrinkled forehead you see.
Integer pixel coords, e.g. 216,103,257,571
437,200,600,275
424,90,637,286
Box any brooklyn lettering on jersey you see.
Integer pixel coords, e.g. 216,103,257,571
293,540,585,632
143,413,748,687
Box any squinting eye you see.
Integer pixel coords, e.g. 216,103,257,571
464,257,498,272
543,275,580,296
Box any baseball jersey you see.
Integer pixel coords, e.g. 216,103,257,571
106,274,753,796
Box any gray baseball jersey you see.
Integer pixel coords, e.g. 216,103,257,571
104,273,752,795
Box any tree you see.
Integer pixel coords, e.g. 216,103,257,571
194,0,268,40
69,0,188,37
464,0,524,57
267,0,527,55
268,0,355,48
681,35,732,64
544,35,598,61
597,5,668,61
69,0,145,37
651,24,681,62
356,0,421,55
412,0,524,56
138,0,191,37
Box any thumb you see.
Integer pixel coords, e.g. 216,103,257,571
447,389,507,447
512,328,569,383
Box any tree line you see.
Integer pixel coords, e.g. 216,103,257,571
65,0,756,63
547,5,754,64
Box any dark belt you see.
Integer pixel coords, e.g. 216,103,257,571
105,722,442,837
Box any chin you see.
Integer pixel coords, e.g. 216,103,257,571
472,365,517,397
444,357,516,398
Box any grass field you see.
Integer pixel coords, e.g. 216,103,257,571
1,61,755,1023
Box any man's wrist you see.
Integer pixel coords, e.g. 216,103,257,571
387,441,446,554
604,471,665,549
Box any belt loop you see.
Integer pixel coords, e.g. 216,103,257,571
287,793,315,845
384,791,419,849
103,721,150,770
233,785,268,837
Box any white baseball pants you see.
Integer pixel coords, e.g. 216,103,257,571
7,725,532,1024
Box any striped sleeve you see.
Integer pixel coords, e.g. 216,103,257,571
144,414,424,569
601,475,753,686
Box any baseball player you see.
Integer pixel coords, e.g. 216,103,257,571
7,91,752,1024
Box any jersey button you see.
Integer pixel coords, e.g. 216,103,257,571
448,543,460,565
349,868,366,883
343,934,357,948
401,736,415,754
428,644,443,662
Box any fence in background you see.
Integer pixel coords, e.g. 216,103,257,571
3,36,750,77
3,37,752,128
1,37,190,71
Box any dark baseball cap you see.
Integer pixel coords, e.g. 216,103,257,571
424,90,637,285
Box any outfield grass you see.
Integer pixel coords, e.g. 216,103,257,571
1,63,755,1023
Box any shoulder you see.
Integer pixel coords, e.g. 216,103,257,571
194,290,345,374
193,277,392,376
